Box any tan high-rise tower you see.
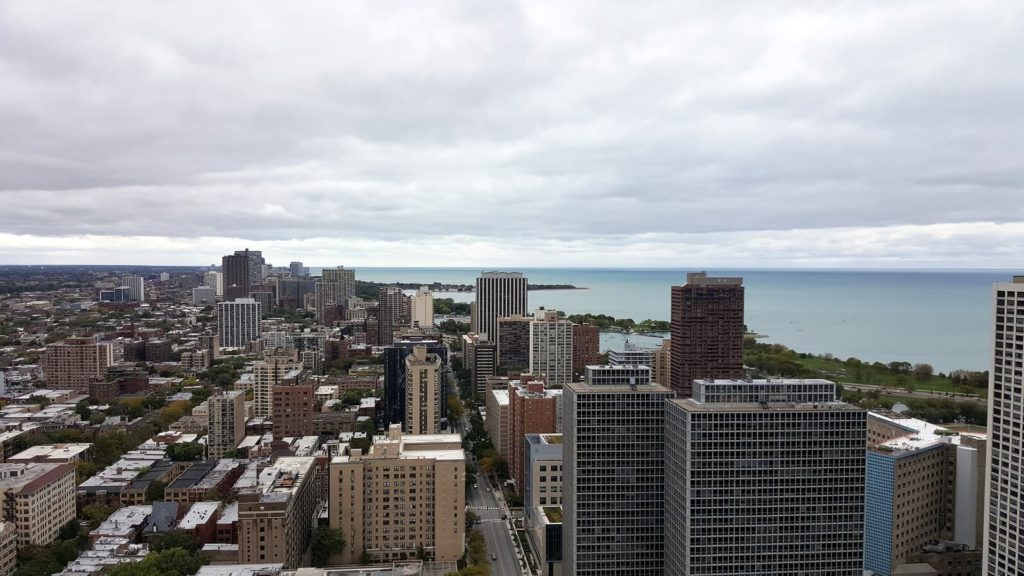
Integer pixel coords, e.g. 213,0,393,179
405,345,441,434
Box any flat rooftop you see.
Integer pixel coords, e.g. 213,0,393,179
8,442,92,461
180,501,220,530
869,412,984,454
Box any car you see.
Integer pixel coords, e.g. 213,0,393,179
472,484,478,489
501,514,507,520
491,554,497,561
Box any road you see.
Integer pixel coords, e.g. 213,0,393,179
451,386,523,576
843,383,987,405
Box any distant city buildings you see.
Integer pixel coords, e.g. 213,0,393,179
508,380,561,494
217,298,261,348
192,286,217,306
120,275,145,302
329,426,465,564
664,379,866,576
377,286,410,346
462,333,496,399
203,271,223,297
288,261,304,277
475,272,528,341
321,267,355,301
670,272,744,397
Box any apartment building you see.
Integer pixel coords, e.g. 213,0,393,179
237,457,318,569
670,272,744,397
43,338,113,394
404,345,442,435
0,462,77,547
208,391,245,459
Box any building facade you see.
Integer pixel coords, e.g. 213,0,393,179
43,338,113,393
508,381,560,494
497,315,532,373
529,309,574,386
237,457,317,569
321,267,356,301
670,272,744,397
208,391,245,459
563,382,675,576
411,286,433,328
121,275,145,302
583,365,652,387
572,324,600,379
329,426,465,564
475,272,528,342
272,372,315,438
0,462,77,548
404,345,442,435
222,251,252,301
664,379,866,576
382,339,448,427
253,357,304,418
217,298,262,348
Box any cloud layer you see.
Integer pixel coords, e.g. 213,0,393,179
1,1,1023,266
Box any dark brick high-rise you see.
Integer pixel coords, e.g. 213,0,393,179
572,323,600,378
670,272,744,397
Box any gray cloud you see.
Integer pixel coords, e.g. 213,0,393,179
1,1,1023,265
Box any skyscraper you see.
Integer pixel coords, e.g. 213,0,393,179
474,272,528,341
405,345,442,435
222,251,251,301
207,391,245,459
670,272,744,397
529,309,574,386
498,314,532,373
217,298,261,348
411,286,433,328
121,275,145,302
377,286,410,346
321,266,356,300
664,379,866,576
508,380,560,494
563,381,675,575
572,323,600,378
252,356,303,418
288,261,304,277
462,333,497,399
203,271,223,297
983,275,1024,576
382,339,448,426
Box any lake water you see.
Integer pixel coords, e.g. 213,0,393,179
333,267,1014,373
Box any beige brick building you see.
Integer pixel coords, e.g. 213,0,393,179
0,523,14,576
237,457,318,569
404,346,441,435
0,462,76,548
42,338,113,393
330,425,465,564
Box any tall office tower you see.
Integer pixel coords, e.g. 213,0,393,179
508,380,561,494
475,271,528,341
529,309,574,386
43,338,113,393
377,286,410,346
404,345,442,434
564,381,675,575
462,333,497,399
411,286,434,328
330,425,465,564
222,251,251,301
382,339,449,425
121,275,145,302
272,371,315,437
252,357,303,418
984,275,1024,576
288,261,304,277
203,271,223,296
652,339,671,385
498,314,532,373
670,272,744,397
277,277,318,311
321,266,356,300
237,457,317,568
866,413,986,576
664,379,866,576
244,249,266,286
314,281,344,325
192,286,217,306
0,463,77,547
217,298,261,348
207,391,245,459
572,323,600,379
584,364,652,387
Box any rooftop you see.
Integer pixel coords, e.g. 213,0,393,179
869,412,984,454
242,457,315,502
196,565,284,576
179,501,220,530
8,442,92,462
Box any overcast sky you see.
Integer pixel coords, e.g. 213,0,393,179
1,1,1022,268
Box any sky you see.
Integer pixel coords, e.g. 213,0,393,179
1,1,1023,268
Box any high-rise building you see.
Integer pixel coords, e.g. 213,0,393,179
652,339,671,386
572,323,600,379
277,277,318,311
250,291,273,318
529,309,574,386
43,338,113,393
866,413,986,576
584,364,652,387
222,252,251,301
330,425,465,564
272,371,314,438
253,357,303,419
475,272,528,341
508,380,561,494
321,267,356,300
664,379,866,576
237,457,317,568
382,339,448,426
526,433,566,576
563,381,675,576
0,462,77,548
411,286,433,328
121,275,145,302
404,345,442,435
314,281,344,325
192,286,217,306
203,271,223,297
607,348,654,367
462,333,496,399
288,262,304,277
498,314,532,373
217,298,261,348
983,275,1024,576
670,272,744,397
244,249,266,287
377,286,410,346
207,391,245,459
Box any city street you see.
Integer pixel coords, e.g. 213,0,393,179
468,476,522,576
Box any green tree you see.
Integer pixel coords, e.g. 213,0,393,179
145,480,167,503
912,363,934,382
165,442,205,461
106,547,206,576
149,530,198,553
310,527,346,567
82,503,114,529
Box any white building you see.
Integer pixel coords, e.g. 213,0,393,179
411,286,433,328
529,309,573,386
321,267,356,300
121,275,145,302
474,271,528,341
217,298,261,348
584,365,652,387
664,379,866,575
204,271,224,297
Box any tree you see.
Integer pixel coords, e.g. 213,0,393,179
106,547,206,576
912,363,934,382
447,395,464,419
310,527,346,567
145,480,167,503
165,442,205,462
82,503,114,529
75,400,91,421
465,510,479,530
149,530,198,553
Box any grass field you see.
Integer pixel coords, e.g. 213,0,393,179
788,355,975,395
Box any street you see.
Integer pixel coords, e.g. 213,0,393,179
467,475,522,576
